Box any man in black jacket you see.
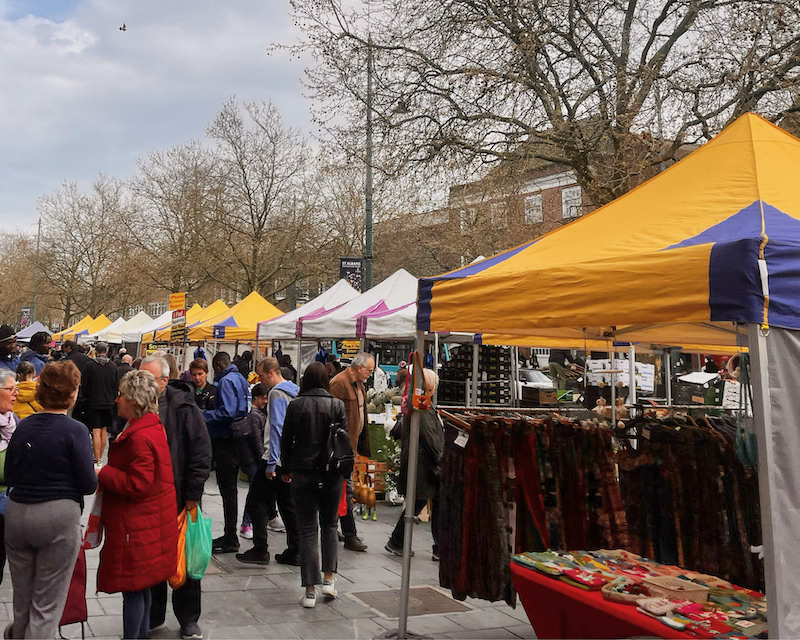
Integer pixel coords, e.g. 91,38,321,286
141,355,212,640
63,339,91,422
81,342,118,463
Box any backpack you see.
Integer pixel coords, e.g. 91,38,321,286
325,398,354,477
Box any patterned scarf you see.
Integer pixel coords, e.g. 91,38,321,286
0,411,17,452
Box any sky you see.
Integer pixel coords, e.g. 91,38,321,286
0,0,313,231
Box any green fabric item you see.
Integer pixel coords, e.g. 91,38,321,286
185,506,213,580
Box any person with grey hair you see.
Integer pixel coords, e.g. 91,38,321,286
81,341,119,463
385,368,443,560
329,352,375,552
97,369,178,640
140,356,211,639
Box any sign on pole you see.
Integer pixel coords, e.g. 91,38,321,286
168,292,187,311
339,257,364,292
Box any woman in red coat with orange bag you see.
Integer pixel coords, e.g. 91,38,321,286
97,369,178,640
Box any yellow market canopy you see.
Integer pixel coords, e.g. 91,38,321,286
148,300,230,342
188,292,282,342
53,315,94,343
418,113,800,347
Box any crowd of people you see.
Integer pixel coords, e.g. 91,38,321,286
0,323,444,640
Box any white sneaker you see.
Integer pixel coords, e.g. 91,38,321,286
301,590,316,608
321,579,337,599
240,525,253,540
268,516,285,533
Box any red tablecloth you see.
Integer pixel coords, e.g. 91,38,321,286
511,561,696,639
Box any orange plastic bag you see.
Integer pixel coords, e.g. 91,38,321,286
168,508,188,590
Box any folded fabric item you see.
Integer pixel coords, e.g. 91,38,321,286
635,607,687,631
677,602,705,615
562,568,608,588
637,597,683,616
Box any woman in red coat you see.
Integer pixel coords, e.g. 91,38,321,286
97,369,178,640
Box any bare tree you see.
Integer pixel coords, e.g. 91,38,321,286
130,141,220,295
206,99,318,297
287,0,800,206
36,177,147,325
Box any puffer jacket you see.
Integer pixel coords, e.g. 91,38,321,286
280,389,348,473
97,412,177,594
12,381,41,419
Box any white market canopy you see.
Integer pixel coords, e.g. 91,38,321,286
95,311,153,344
15,322,50,342
298,269,419,340
78,317,127,345
121,309,172,344
256,279,360,341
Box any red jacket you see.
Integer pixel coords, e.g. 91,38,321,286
97,412,178,594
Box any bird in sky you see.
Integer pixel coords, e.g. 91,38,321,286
119,23,127,31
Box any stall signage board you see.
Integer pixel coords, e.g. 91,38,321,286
170,309,186,342
722,380,753,416
168,292,187,311
212,326,226,340
340,339,361,358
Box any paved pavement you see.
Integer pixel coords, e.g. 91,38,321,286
17,477,536,639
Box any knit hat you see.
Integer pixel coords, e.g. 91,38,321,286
0,326,14,343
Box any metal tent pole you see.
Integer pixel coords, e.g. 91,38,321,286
664,349,673,405
628,344,637,405
397,330,425,639
471,343,480,407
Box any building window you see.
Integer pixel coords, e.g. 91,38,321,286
459,207,477,234
561,186,582,219
524,193,543,223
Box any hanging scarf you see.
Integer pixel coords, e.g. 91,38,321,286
0,411,17,452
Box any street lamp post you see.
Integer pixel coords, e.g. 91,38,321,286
364,36,374,291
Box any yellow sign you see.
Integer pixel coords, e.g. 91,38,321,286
341,340,361,358
168,292,187,310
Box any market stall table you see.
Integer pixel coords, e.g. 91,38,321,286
511,562,696,640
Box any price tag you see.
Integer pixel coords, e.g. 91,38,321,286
454,431,469,448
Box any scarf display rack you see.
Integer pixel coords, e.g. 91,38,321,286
436,406,762,608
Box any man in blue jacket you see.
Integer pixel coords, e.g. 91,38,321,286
203,352,251,554
236,357,300,566
19,331,50,375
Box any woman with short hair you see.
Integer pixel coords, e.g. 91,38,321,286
0,369,19,586
4,361,98,639
97,369,177,640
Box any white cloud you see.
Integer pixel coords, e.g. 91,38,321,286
0,0,313,229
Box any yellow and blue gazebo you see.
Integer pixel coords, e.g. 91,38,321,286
416,113,800,638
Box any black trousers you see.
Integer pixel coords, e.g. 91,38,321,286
149,578,201,630
389,498,439,552
244,461,299,554
339,476,358,538
212,438,240,538
291,471,342,587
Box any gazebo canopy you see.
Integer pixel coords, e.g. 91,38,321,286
189,292,282,341
256,279,360,341
418,113,800,347
52,315,94,343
